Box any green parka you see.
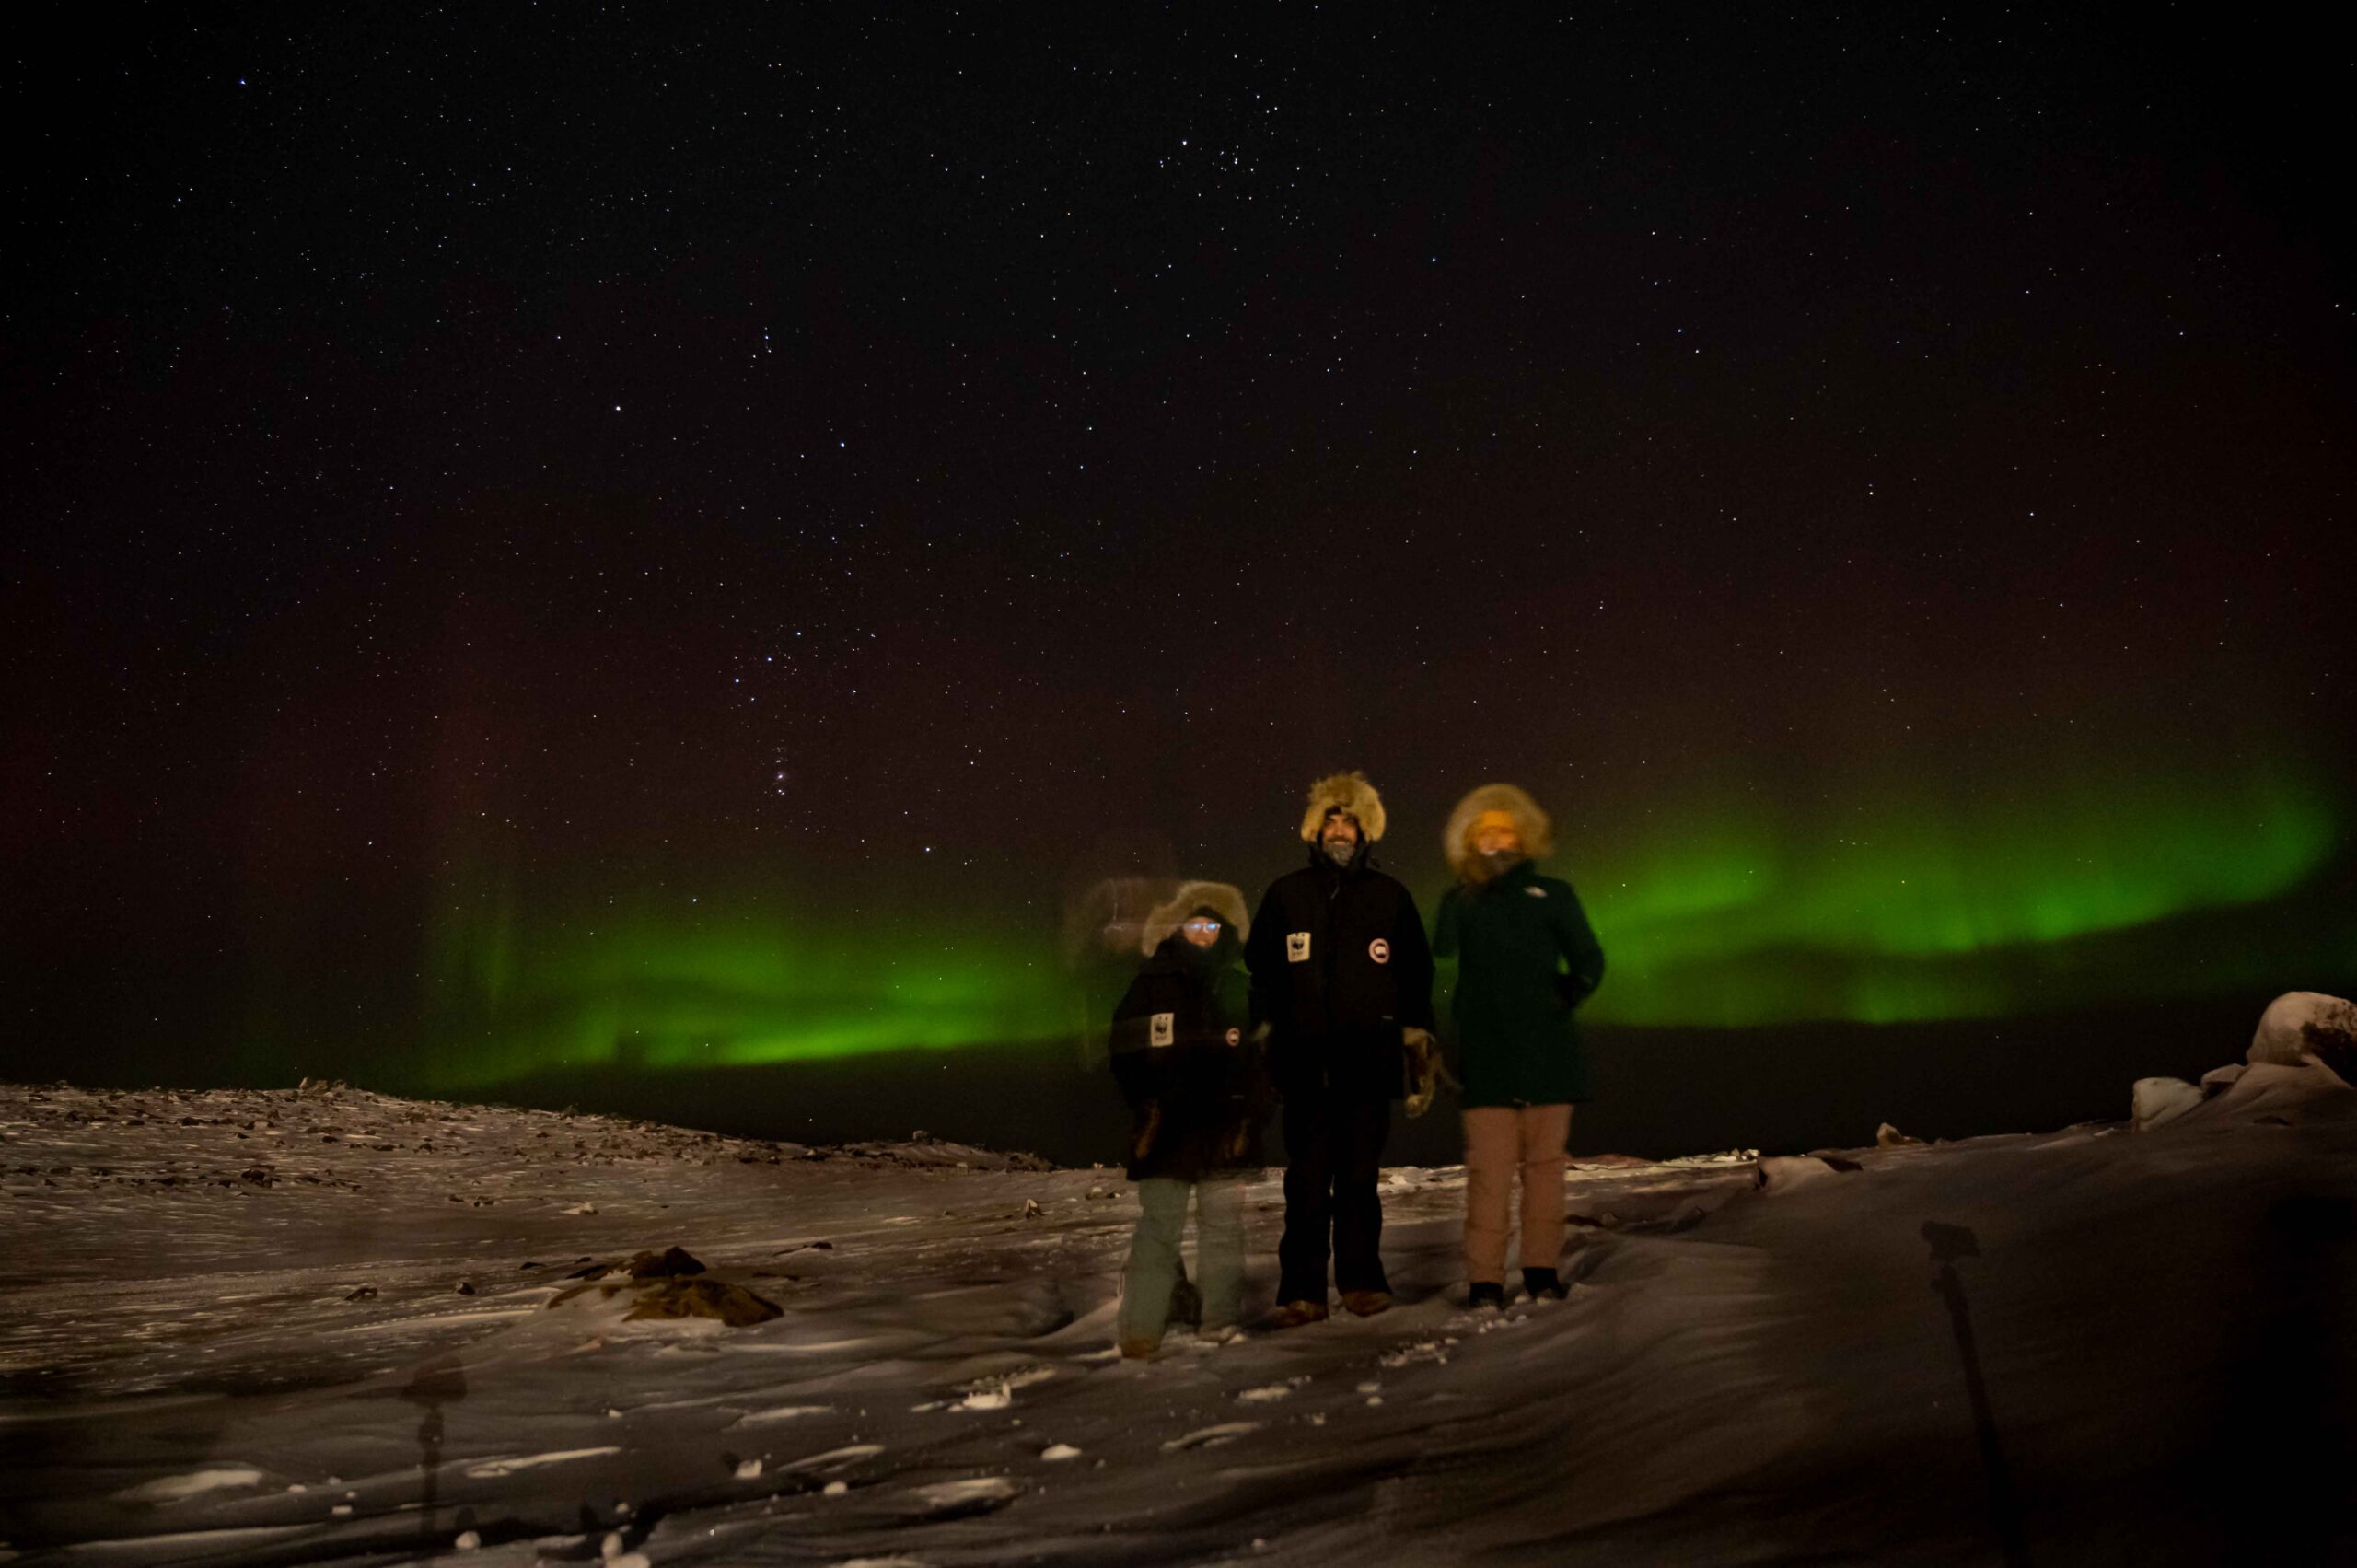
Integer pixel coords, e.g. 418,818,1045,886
1433,858,1606,1106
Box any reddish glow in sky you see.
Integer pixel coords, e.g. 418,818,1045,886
7,8,2351,1088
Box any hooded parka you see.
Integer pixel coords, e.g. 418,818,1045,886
1433,832,1606,1107
1109,888,1268,1181
1246,774,1435,1101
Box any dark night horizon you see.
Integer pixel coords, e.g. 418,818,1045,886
7,7,2352,1116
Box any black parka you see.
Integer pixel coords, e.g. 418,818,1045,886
1246,849,1436,1100
1109,932,1269,1180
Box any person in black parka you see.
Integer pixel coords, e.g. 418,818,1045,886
1109,881,1268,1357
1245,772,1435,1323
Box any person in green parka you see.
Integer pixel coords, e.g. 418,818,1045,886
1433,784,1606,1309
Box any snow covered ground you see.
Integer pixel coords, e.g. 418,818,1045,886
5,1055,2354,1565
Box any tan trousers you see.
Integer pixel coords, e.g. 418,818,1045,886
1463,1104,1573,1285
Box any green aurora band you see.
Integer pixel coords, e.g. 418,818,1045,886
1574,766,2342,1028
419,767,2348,1088
421,914,1077,1091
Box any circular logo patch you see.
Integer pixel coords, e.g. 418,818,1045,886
1225,1028,1241,1047
1368,938,1391,964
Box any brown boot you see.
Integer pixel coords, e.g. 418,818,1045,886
1339,1289,1392,1318
1120,1337,1161,1360
1269,1298,1329,1329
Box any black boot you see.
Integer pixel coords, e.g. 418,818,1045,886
1167,1273,1202,1330
1522,1267,1567,1301
1467,1282,1506,1311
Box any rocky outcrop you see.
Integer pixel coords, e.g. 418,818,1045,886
548,1246,782,1326
2250,992,2357,1084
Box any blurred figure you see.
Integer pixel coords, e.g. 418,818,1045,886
1109,882,1267,1358
1062,875,1190,1066
1248,772,1436,1324
1434,784,1606,1309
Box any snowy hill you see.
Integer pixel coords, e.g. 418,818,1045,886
4,1061,2353,1564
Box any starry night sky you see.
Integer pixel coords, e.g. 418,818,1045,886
8,7,2353,1111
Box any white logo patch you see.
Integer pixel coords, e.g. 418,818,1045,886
1225,1027,1241,1047
1286,931,1311,963
1150,1012,1175,1048
1368,938,1391,964
1524,885,1548,898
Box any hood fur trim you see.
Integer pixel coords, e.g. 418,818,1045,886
1140,880,1251,956
1298,771,1387,842
1444,783,1554,879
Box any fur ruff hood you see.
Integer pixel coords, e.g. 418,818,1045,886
1444,783,1555,882
1139,880,1251,956
1297,771,1387,843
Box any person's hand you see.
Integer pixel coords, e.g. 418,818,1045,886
1219,1125,1250,1161
1132,1102,1162,1160
1401,1028,1439,1119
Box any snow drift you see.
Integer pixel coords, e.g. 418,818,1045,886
4,998,2354,1563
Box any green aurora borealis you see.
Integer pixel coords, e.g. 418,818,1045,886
18,6,2355,1123
413,761,2349,1089
422,912,1073,1090
1578,763,2342,1028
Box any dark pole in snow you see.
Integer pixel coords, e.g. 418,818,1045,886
1922,1220,2031,1568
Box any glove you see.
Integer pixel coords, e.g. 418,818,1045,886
1131,1101,1162,1161
1401,1028,1439,1119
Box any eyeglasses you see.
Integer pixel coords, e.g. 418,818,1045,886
1181,918,1224,933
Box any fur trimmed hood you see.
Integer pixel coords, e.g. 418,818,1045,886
1139,880,1251,956
1444,783,1555,881
1297,771,1387,842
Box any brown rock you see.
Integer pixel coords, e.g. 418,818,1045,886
625,1246,707,1279
621,1278,783,1327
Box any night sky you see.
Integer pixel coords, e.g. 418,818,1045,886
9,7,2353,1107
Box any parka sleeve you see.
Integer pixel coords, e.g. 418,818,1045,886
1108,973,1155,1109
1550,882,1606,1006
1392,886,1437,1032
1243,885,1282,1030
1213,965,1268,1124
1432,887,1462,960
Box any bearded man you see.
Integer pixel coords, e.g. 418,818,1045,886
1245,772,1435,1323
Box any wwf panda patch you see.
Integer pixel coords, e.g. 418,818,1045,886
1150,1012,1175,1047
1286,931,1311,963
1368,938,1391,964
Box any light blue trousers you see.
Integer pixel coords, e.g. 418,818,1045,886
1120,1176,1245,1342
